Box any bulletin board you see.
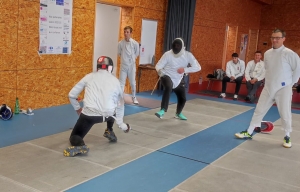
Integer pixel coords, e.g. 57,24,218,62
139,19,158,65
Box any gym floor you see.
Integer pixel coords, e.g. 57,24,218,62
1,91,300,192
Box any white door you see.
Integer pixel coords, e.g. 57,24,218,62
93,3,121,76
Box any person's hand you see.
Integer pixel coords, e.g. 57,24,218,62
158,70,165,77
293,83,298,88
119,123,131,133
230,76,235,81
177,68,185,74
76,108,82,115
250,78,257,84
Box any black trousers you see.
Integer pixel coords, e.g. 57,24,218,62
222,76,243,95
160,75,186,114
246,79,262,96
69,113,115,146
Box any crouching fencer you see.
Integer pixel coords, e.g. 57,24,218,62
154,38,201,120
64,56,131,157
235,29,300,148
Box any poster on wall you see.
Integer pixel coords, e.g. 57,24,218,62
139,19,157,65
239,34,248,61
39,0,73,54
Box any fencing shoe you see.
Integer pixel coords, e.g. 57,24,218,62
103,129,117,142
63,145,89,157
132,97,139,105
283,136,292,148
233,94,238,101
218,93,226,98
244,95,250,101
235,131,252,139
155,109,165,119
175,113,187,120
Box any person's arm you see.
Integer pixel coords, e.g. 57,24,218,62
290,52,300,84
155,53,168,72
117,41,122,56
134,40,140,59
183,52,201,73
68,75,88,114
256,62,266,81
235,60,245,78
115,85,130,132
244,62,251,81
225,62,231,77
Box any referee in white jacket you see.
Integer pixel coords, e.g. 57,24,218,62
235,29,300,148
244,51,265,103
64,56,130,157
118,26,140,104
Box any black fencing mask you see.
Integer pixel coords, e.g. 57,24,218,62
172,39,183,54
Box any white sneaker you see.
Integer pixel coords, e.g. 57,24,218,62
233,94,238,100
132,97,139,104
218,93,226,98
283,136,292,148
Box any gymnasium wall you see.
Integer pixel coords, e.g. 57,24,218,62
258,0,300,56
190,0,262,84
1,0,96,109
0,0,168,109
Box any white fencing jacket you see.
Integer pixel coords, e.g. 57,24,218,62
245,60,265,81
68,70,125,126
264,45,300,95
155,50,201,88
225,59,245,78
118,38,139,67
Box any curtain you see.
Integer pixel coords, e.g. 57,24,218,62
163,0,196,52
163,0,197,90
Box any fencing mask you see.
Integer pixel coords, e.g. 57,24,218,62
0,104,13,121
171,38,185,57
97,56,114,73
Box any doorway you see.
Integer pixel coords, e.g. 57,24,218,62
93,3,121,76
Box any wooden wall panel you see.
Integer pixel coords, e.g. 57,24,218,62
225,26,238,66
190,0,262,84
0,0,96,109
258,0,300,56
246,29,259,63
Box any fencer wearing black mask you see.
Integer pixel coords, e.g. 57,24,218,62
155,38,201,120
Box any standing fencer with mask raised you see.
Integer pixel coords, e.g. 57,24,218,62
235,29,300,148
64,56,131,157
118,26,140,104
154,38,201,120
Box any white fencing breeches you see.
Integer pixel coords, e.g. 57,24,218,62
119,64,136,97
247,85,293,134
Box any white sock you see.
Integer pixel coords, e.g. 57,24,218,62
285,131,290,137
247,125,256,135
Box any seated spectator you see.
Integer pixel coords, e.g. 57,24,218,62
244,51,265,103
219,53,245,100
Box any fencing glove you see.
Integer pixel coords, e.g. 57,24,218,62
158,69,165,77
119,123,131,133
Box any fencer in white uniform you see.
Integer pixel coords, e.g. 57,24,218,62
118,26,140,104
235,29,300,148
154,38,201,120
64,56,131,157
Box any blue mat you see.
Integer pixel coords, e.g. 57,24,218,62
66,151,207,192
159,106,280,163
0,104,150,148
